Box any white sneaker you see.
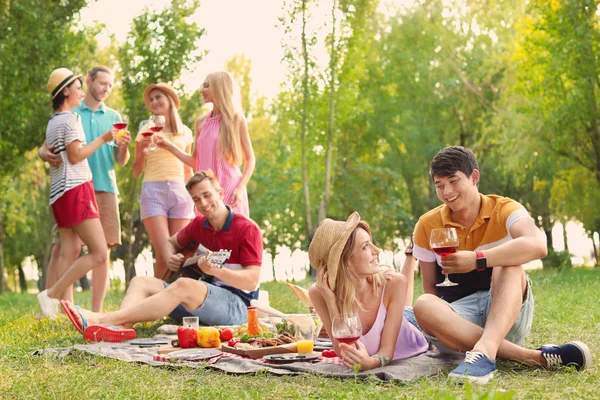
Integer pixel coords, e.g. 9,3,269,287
37,290,59,319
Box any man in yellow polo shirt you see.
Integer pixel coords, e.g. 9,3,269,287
411,146,591,384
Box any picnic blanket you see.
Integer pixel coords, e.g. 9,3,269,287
35,340,461,382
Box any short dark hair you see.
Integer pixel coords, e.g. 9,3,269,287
52,77,83,111
430,146,479,179
185,170,222,192
88,65,112,80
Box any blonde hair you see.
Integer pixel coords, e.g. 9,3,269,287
334,221,389,315
151,88,183,136
207,71,243,166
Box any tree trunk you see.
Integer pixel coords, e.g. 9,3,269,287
18,264,27,293
562,220,569,253
0,211,6,293
270,248,277,282
544,229,553,250
37,243,52,291
125,180,140,287
301,0,313,242
318,0,337,225
79,275,90,291
591,231,599,267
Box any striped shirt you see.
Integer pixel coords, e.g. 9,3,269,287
46,112,93,205
413,194,531,302
196,112,249,217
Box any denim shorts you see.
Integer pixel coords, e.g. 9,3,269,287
163,281,247,326
140,180,194,221
406,275,535,353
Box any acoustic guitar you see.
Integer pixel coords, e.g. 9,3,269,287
162,241,232,284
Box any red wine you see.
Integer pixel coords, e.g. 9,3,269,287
141,132,154,138
335,336,360,345
432,246,457,257
113,122,128,130
149,126,163,133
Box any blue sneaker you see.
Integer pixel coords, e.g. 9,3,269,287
448,351,496,384
538,341,592,371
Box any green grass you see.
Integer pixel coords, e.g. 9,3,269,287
1,268,599,399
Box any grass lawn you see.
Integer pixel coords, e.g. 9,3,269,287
1,268,599,399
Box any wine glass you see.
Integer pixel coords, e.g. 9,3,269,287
148,115,164,152
108,114,128,147
430,227,459,287
331,313,362,345
138,119,156,152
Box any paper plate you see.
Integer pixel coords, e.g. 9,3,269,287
262,352,320,363
167,348,222,361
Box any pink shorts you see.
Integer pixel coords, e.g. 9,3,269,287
51,181,100,228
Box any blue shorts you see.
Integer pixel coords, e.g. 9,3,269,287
406,275,535,353
163,281,247,326
140,180,194,221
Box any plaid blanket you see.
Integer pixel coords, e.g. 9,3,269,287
35,341,461,382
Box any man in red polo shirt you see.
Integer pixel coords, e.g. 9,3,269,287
62,170,262,340
411,146,591,384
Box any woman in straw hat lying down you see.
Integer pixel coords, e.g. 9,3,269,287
37,68,117,319
308,212,429,371
132,83,195,278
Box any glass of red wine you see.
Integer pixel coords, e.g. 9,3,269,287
138,119,156,152
430,227,459,287
108,114,128,147
331,313,362,346
147,114,165,152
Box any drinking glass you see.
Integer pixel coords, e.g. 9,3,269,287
182,316,199,329
294,323,314,354
430,227,459,287
108,114,128,147
331,313,362,345
138,119,156,152
149,115,165,151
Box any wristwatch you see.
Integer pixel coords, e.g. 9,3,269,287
476,251,487,272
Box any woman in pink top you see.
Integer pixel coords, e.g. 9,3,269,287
308,213,428,371
158,71,255,216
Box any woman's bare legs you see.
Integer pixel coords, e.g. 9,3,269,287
143,216,170,279
144,216,191,279
47,219,107,300
50,229,83,303
91,247,110,312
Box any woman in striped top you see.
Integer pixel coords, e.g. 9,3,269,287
133,83,195,278
38,68,117,319
157,71,255,217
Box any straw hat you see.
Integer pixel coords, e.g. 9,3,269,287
47,68,82,99
308,212,361,291
143,82,180,110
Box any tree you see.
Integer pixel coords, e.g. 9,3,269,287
515,0,600,185
117,0,206,284
0,0,95,292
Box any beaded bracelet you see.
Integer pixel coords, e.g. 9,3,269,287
371,353,390,367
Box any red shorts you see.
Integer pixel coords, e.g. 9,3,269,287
51,181,100,228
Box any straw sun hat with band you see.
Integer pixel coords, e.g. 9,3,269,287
308,212,363,291
143,82,180,110
47,68,82,99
